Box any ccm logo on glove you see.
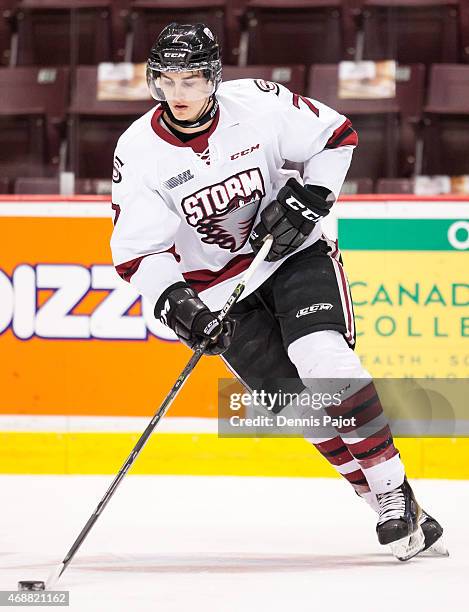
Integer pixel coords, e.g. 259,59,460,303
249,178,333,262
203,318,220,336
284,195,321,222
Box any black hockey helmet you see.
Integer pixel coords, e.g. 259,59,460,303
147,23,222,102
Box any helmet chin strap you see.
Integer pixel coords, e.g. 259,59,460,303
162,96,218,130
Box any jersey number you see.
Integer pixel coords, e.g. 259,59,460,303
292,93,319,117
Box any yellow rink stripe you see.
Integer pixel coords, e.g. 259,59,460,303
1,432,468,478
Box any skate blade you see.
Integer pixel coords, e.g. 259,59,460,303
390,526,425,562
420,536,449,558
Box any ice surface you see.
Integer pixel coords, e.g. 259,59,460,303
1,475,466,612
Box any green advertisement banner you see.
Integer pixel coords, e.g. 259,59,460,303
338,214,469,378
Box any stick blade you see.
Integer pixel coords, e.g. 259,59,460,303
18,581,45,591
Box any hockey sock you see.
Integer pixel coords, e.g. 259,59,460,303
325,381,405,495
302,434,379,511
305,435,381,511
310,435,370,495
287,332,405,496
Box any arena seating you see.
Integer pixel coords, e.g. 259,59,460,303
0,0,14,65
0,66,69,178
67,65,154,178
225,0,247,63
360,0,467,66
307,63,425,180
127,0,226,62
2,1,469,68
13,0,113,65
422,63,469,175
1,1,469,192
242,0,355,66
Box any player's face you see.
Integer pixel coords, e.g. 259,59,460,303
160,71,212,121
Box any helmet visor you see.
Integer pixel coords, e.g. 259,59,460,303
147,64,218,102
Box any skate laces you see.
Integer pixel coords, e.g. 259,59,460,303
377,487,406,524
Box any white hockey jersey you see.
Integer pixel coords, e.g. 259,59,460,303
110,78,357,311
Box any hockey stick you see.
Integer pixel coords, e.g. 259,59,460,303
42,235,273,590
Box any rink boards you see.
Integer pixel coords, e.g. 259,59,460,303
0,195,468,477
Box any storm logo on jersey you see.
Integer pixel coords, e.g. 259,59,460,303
181,168,266,252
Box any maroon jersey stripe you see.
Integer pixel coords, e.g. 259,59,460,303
116,245,181,282
325,118,358,149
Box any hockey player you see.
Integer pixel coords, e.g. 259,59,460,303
110,23,445,560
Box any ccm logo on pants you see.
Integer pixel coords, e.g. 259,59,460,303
296,303,333,318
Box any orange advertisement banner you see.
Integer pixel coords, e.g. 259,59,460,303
0,200,231,417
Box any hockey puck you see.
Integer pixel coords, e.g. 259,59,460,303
18,581,46,591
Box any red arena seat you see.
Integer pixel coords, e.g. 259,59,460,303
67,65,155,178
361,0,465,66
307,63,425,180
422,63,469,176
13,0,113,65
0,66,69,178
243,0,355,66
127,0,226,63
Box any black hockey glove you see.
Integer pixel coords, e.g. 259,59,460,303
154,282,235,356
249,178,333,262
